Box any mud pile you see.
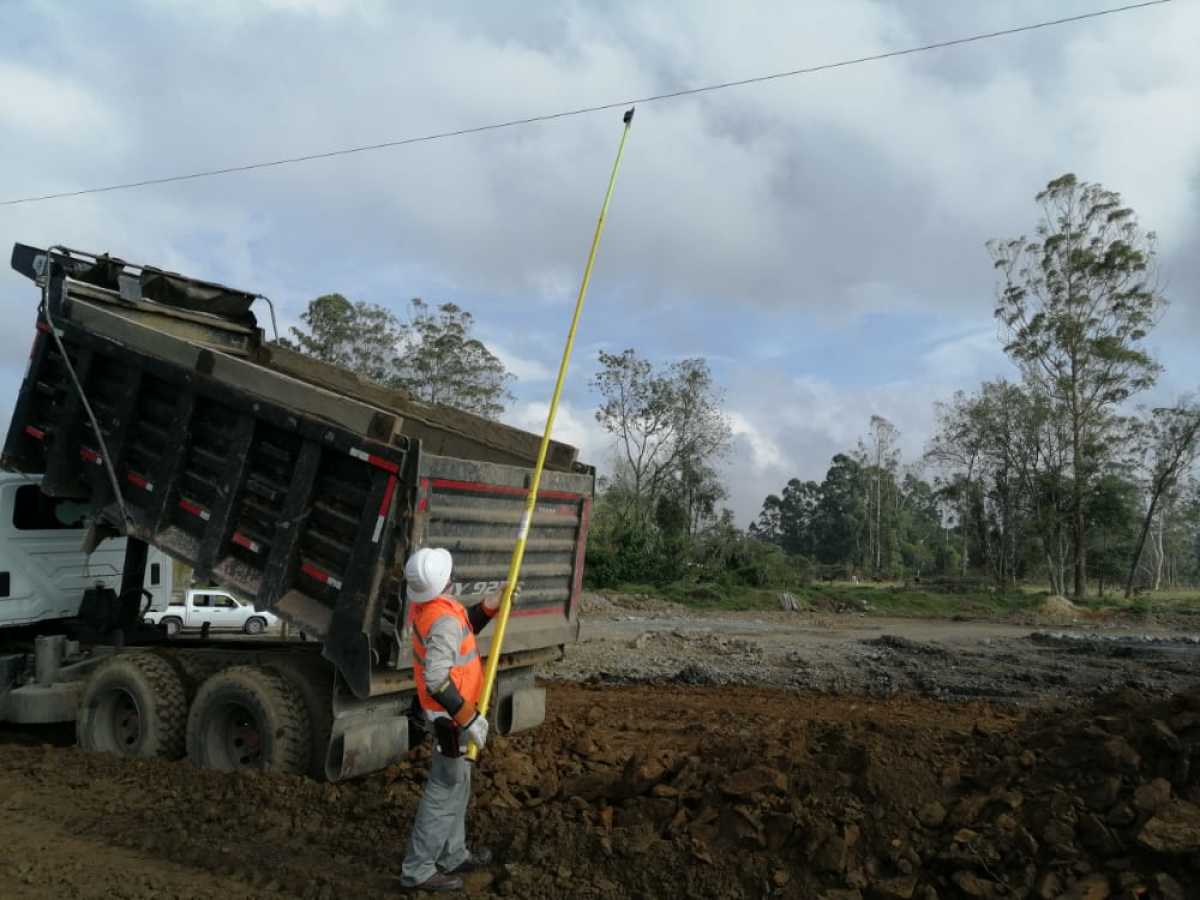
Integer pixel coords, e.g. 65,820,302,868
472,686,1200,898
1,683,1198,899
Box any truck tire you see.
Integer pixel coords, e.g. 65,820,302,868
243,616,266,636
186,665,311,774
161,616,182,636
77,653,188,759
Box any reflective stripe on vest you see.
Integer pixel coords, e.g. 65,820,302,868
412,596,484,714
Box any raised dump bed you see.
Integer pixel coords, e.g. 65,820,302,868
3,244,592,704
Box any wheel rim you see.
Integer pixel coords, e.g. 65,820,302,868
94,688,143,753
165,619,180,635
209,702,264,769
247,619,262,634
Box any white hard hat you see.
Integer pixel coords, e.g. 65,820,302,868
405,547,453,604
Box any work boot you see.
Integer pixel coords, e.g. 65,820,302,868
442,848,493,874
399,871,463,893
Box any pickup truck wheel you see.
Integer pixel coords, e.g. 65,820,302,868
162,617,182,636
243,616,266,636
186,665,311,774
77,653,188,759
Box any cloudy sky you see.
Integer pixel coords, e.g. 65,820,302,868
2,0,1197,523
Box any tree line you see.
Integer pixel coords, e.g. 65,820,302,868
279,294,514,418
752,175,1200,598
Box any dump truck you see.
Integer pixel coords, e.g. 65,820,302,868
0,243,592,780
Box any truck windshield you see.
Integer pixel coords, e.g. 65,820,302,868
12,485,89,530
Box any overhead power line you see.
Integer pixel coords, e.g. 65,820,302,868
0,0,1171,208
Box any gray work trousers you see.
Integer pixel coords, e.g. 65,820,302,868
400,748,472,886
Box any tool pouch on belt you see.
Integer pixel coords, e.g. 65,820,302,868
434,718,462,758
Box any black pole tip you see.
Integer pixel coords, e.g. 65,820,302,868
623,107,635,125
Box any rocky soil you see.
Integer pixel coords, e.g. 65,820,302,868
3,683,1200,899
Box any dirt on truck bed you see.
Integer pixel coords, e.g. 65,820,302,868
3,681,1200,900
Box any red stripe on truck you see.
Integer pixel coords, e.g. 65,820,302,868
301,561,343,590
509,606,560,618
570,497,591,616
372,474,398,543
348,446,400,474
24,425,45,441
126,471,153,492
430,478,581,502
231,531,262,554
367,453,399,473
178,498,211,521
379,474,398,518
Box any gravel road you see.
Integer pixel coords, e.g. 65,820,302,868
546,593,1200,703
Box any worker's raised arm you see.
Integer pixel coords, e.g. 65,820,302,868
466,585,519,635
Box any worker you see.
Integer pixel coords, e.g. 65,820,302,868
398,547,512,893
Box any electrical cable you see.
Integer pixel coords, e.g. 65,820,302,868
257,294,280,341
0,0,1171,208
39,247,132,529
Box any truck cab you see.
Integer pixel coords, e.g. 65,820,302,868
144,588,279,636
0,472,172,628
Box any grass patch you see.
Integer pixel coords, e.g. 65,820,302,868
799,584,1042,619
1081,588,1200,619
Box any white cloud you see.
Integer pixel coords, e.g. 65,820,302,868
503,400,610,466
488,342,556,383
920,327,1011,381
0,62,112,140
718,372,946,523
728,411,784,472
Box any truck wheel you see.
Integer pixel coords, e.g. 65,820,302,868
77,653,188,759
186,665,311,774
243,616,266,636
162,617,182,636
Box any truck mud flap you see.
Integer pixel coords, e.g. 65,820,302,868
324,676,411,782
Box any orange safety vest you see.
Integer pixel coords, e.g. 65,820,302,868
412,596,484,715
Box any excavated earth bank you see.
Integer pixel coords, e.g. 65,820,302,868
3,682,1199,899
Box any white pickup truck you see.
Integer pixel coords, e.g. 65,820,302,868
144,589,279,636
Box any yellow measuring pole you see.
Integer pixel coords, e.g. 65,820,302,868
468,108,635,760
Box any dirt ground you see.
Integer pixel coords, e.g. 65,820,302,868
2,596,1199,899
548,593,1200,704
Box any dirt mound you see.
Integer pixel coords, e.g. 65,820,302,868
1034,595,1121,626
807,591,872,614
579,592,617,615
1037,594,1084,623
3,684,1200,898
596,591,691,616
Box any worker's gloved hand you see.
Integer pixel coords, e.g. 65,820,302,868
462,712,489,752
483,584,520,616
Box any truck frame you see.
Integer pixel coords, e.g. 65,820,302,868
0,243,592,780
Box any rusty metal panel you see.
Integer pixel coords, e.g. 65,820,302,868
390,453,592,666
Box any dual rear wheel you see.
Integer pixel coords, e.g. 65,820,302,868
77,656,312,774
